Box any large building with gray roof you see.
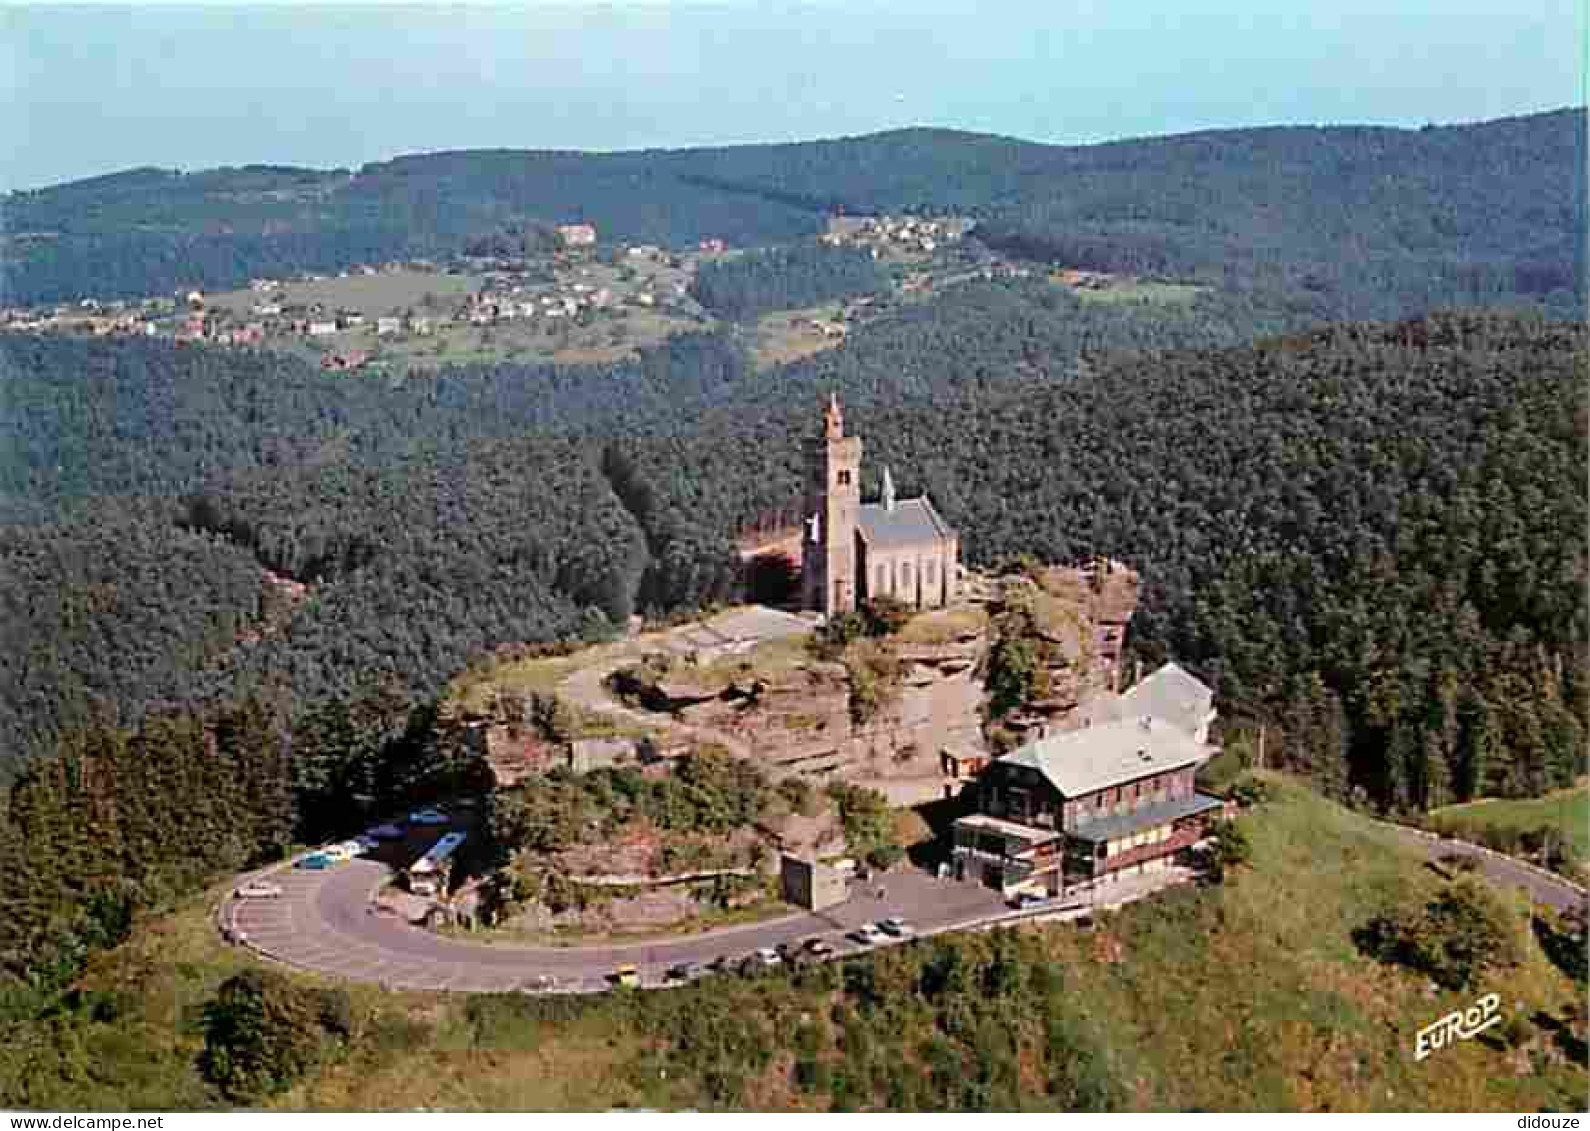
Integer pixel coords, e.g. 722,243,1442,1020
952,712,1227,897
800,395,959,617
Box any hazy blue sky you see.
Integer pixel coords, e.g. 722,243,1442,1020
2,1,1583,191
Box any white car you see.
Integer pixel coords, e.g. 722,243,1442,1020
321,843,355,862
849,923,884,945
235,881,283,899
366,823,404,840
753,946,781,966
408,808,449,826
879,916,914,938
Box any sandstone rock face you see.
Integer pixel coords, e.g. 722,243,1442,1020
673,635,989,783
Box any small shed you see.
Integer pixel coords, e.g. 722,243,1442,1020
780,854,847,911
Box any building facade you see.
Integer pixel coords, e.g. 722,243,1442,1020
800,395,959,618
952,712,1227,896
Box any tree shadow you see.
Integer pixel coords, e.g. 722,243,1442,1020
1531,911,1588,988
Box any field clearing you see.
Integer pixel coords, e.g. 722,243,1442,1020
207,269,476,317
747,304,848,369
1072,280,1208,305
1431,785,1589,857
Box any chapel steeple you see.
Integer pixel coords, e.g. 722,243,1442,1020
801,394,862,618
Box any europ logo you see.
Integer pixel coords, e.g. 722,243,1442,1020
1414,991,1501,1060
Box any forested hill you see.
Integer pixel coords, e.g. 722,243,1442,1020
613,313,1588,811
1,308,1583,812
2,108,1581,320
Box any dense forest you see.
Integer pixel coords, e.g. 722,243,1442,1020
690,244,885,320
2,303,1581,808
3,109,1581,324
0,280,1346,776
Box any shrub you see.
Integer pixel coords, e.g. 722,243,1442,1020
827,782,902,867
199,969,351,1102
1205,819,1252,883
844,641,902,727
860,596,913,638
1355,879,1523,990
1228,776,1270,808
777,776,819,817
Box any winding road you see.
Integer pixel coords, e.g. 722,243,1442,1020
220,815,1587,994
223,857,1013,992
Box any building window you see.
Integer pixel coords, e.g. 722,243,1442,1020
926,560,937,585
837,470,851,486
901,561,913,593
875,564,886,595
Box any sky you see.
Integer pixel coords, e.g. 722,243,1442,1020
1,1,1584,191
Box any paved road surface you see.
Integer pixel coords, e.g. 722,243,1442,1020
1382,823,1587,913
226,860,1011,992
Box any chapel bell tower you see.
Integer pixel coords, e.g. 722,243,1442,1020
801,394,862,618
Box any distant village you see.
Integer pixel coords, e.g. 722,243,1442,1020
0,212,1133,373
0,222,716,372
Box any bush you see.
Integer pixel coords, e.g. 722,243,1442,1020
860,596,913,638
1228,776,1270,808
199,969,351,1102
1205,819,1252,883
777,776,819,817
1355,879,1523,990
828,782,902,867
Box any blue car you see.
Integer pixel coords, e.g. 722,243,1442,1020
296,853,334,870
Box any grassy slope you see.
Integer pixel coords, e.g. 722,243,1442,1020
5,775,1582,1111
1039,775,1584,1111
1431,785,1590,858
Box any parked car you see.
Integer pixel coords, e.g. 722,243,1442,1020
235,880,283,899
1008,891,1049,910
849,923,884,945
611,964,640,988
802,936,835,957
752,947,781,967
520,974,558,992
296,853,334,870
664,962,698,982
879,916,914,938
366,823,404,840
354,834,381,851
408,808,449,826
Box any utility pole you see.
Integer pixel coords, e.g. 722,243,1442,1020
1256,724,1266,772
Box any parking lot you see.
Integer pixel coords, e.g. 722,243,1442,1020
221,852,1012,993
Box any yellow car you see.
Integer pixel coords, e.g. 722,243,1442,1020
611,964,640,988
